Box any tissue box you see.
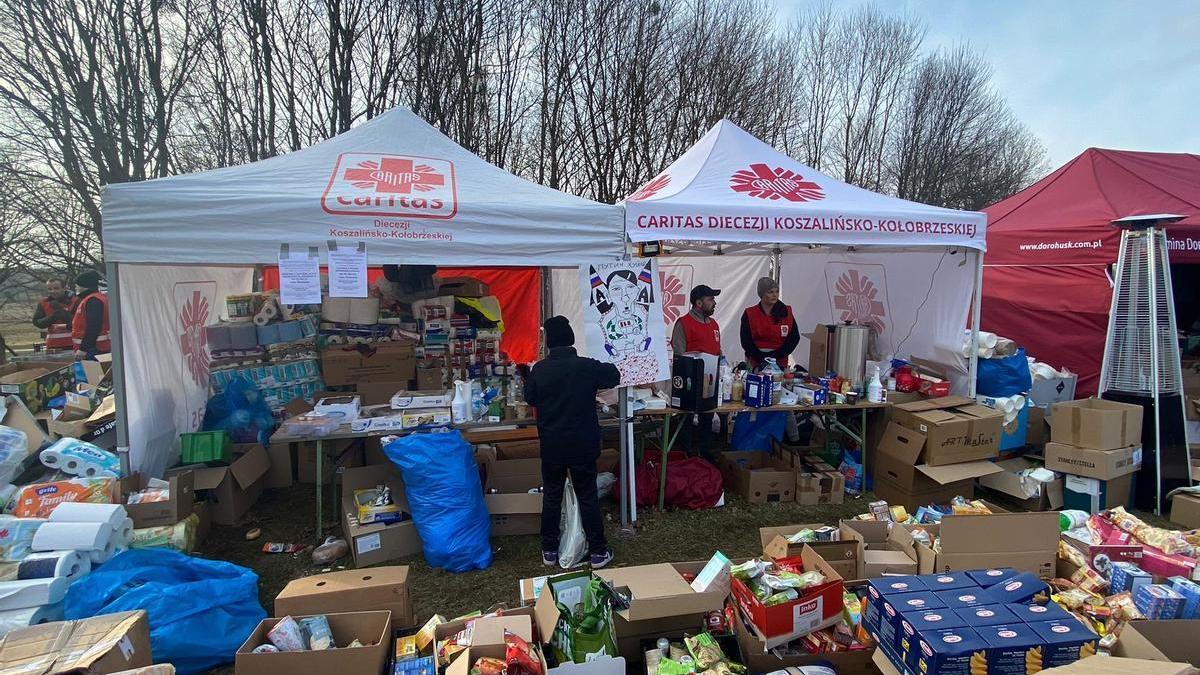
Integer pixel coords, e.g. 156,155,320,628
1109,562,1151,596
1168,577,1200,619
313,395,361,421
1134,584,1185,620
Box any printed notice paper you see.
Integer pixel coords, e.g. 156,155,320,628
328,242,368,298
278,248,321,304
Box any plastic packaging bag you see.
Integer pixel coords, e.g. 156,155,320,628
65,548,266,675
595,472,616,500
0,426,28,486
559,478,587,569
839,448,863,495
730,411,786,451
976,348,1033,397
383,431,492,572
202,377,276,445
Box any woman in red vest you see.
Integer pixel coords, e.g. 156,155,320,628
71,270,110,360
740,277,800,370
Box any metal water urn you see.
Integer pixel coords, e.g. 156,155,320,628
830,322,871,387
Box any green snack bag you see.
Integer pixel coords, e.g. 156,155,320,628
684,632,727,671
657,658,691,675
763,588,799,606
748,577,773,602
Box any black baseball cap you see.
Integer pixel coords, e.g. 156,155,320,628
689,284,721,303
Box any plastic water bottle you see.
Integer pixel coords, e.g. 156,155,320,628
867,365,884,403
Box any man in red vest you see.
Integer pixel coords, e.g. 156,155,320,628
71,270,110,360
31,278,77,353
740,277,800,370
671,284,722,463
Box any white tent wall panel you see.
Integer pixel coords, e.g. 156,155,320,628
118,264,254,476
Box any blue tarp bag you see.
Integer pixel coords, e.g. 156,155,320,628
730,411,787,452
65,549,266,675
202,376,275,444
384,430,493,572
976,347,1033,397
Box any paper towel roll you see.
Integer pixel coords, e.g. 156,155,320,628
252,312,271,327
326,335,345,345
978,346,995,359
17,551,89,583
119,517,134,543
0,602,63,638
321,297,352,323
32,522,112,555
347,297,380,325
0,577,68,611
47,502,126,530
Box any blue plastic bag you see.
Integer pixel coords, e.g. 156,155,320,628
202,376,276,444
384,430,493,572
976,347,1033,397
65,549,266,675
730,411,787,452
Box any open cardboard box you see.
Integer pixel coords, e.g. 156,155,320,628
721,451,795,503
594,562,729,622
0,360,75,414
732,604,875,675
122,471,194,528
235,611,391,675
484,457,542,537
759,524,858,581
1,395,49,458
977,457,1064,511
904,506,1060,579
731,544,844,648
0,610,152,675
839,520,924,579
1113,620,1200,666
232,442,294,490
1171,492,1200,530
439,611,546,675
341,464,422,567
890,396,1003,466
1050,397,1144,451
173,444,270,526
274,566,413,628
873,422,1002,510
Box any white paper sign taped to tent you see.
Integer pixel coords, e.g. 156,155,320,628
278,246,321,305
327,241,367,298
578,259,669,387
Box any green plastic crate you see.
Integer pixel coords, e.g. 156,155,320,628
180,431,230,464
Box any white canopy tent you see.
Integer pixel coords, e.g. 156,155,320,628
101,106,624,477
621,119,989,391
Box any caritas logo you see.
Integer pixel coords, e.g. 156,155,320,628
322,152,457,219
730,163,825,202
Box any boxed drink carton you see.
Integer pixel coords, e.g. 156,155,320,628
1028,619,1098,668
1050,398,1143,451
890,396,1004,466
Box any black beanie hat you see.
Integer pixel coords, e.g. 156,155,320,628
543,316,575,349
75,270,102,291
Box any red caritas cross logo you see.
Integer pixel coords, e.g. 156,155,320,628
660,271,686,323
730,163,824,202
179,290,210,386
834,269,886,334
322,152,457,219
630,173,671,201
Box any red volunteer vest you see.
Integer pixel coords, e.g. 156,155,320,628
71,291,111,353
39,296,78,350
678,313,721,356
745,302,794,368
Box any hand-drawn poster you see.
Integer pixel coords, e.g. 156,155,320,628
579,259,669,387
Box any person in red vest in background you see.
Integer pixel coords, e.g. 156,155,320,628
740,276,800,370
31,278,77,353
671,284,722,464
71,270,110,361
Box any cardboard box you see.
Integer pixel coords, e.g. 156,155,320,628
840,520,923,579
321,342,416,386
780,452,845,505
759,525,858,581
890,396,1004,466
1040,657,1197,675
263,442,294,489
444,614,547,675
235,611,391,675
389,390,453,410
0,610,152,674
1050,397,1143,451
1062,473,1133,512
179,445,270,526
732,545,844,647
1030,373,1079,408
932,510,1060,579
274,566,413,628
415,360,447,391
2,395,50,457
593,562,728,623
1043,442,1142,480
122,471,194,528
1027,406,1049,447
872,422,1002,511
437,276,490,298
733,610,876,675
1113,620,1200,665
977,457,1064,511
354,381,409,406
721,451,795,503
1170,493,1200,529
0,361,75,414
484,457,542,537
340,465,422,567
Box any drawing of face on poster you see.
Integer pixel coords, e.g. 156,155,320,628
580,260,669,387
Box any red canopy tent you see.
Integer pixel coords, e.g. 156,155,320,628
982,148,1200,396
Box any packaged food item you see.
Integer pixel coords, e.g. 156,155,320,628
749,577,772,602
890,505,909,522
395,635,418,662
764,588,800,606
842,592,862,628
128,512,199,553
869,500,893,522
474,657,507,675
684,632,726,670
267,615,307,652
299,615,333,650
1070,566,1108,595
1105,592,1143,622
252,644,279,654
1057,540,1088,569
126,488,170,505
657,658,690,675
786,528,816,544
438,625,473,667
909,527,932,547
505,630,542,675
1106,507,1196,557
12,477,115,519
731,559,765,581
262,542,305,554
416,614,445,653
1053,587,1099,610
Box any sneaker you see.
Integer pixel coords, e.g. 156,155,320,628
542,550,558,567
590,550,614,569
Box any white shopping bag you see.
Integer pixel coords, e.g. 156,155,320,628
558,477,588,569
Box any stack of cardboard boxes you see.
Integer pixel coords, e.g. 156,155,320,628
1043,398,1144,512
872,396,1005,511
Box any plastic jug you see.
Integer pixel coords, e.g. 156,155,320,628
451,380,472,424
867,365,884,403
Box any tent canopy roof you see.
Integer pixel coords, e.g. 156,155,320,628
984,147,1200,265
102,106,623,266
624,120,986,251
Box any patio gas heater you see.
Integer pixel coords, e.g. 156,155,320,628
1099,214,1193,513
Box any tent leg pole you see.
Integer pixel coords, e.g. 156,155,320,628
107,262,132,477
968,251,984,398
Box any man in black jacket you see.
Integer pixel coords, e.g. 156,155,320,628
523,315,620,569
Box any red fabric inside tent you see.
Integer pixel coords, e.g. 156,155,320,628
262,266,541,363
983,148,1200,396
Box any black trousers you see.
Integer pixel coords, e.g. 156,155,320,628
541,458,608,555
679,412,717,463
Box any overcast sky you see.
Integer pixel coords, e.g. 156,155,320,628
777,0,1200,168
